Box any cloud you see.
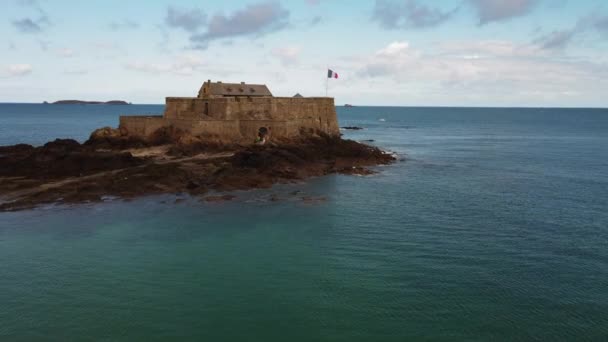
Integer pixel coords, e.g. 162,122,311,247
372,0,456,29
165,6,206,32
38,40,49,51
16,0,39,6
311,16,322,26
357,41,417,77
12,0,51,34
58,48,75,58
63,69,88,75
534,29,577,49
272,46,301,65
534,13,608,49
126,54,205,76
190,2,289,49
468,0,538,25
110,19,139,30
591,14,608,38
12,18,42,33
5,64,33,77
352,40,608,103
596,16,608,31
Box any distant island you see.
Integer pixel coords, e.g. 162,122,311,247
47,100,131,105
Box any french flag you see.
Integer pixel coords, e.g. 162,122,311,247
327,69,339,79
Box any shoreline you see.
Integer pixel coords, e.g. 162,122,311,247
0,127,395,212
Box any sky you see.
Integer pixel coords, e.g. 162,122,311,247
2,0,608,107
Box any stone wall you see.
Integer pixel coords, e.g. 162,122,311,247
119,116,166,137
120,96,339,143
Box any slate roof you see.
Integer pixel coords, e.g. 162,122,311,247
199,81,273,97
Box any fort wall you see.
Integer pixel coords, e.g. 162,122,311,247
120,88,339,144
119,116,166,137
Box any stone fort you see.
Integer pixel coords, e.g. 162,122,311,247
120,80,340,143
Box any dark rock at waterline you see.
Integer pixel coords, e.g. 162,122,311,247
0,128,395,211
0,138,142,179
341,126,364,130
203,194,236,203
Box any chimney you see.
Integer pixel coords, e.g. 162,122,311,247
241,82,245,84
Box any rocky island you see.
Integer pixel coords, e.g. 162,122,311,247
0,80,395,211
50,100,130,105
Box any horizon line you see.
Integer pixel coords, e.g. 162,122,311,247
0,102,606,110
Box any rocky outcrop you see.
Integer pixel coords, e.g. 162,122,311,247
51,100,130,105
0,127,395,211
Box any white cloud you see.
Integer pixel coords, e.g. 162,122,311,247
272,46,301,65
110,19,139,30
352,40,608,105
92,42,127,57
5,64,33,77
58,48,75,58
63,69,88,75
126,54,205,76
376,41,410,57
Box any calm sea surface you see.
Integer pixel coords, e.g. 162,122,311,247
1,104,607,341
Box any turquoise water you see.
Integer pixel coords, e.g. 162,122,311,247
1,104,608,340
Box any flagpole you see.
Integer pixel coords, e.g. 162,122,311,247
325,66,329,97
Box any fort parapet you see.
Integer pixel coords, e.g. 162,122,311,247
120,80,340,143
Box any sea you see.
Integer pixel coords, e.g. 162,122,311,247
1,104,607,341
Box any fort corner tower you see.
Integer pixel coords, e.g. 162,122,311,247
119,80,340,143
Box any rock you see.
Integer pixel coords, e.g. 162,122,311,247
89,127,122,140
52,100,130,105
85,127,147,150
203,194,236,202
341,126,364,130
0,130,396,211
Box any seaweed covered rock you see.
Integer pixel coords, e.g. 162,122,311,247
0,139,142,179
85,127,148,150
0,128,396,211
